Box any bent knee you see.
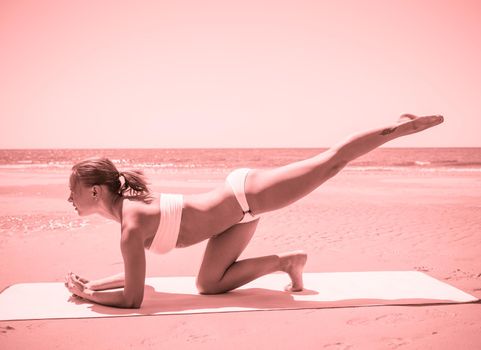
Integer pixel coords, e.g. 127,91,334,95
196,278,225,295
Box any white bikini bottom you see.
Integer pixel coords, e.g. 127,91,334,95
225,168,260,223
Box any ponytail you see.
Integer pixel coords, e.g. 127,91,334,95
117,169,154,203
71,157,154,204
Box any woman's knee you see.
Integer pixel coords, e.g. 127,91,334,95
196,278,225,295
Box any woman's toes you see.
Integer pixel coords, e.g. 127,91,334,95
418,115,444,128
396,114,444,135
432,115,444,124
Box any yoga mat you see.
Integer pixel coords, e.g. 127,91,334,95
0,271,477,321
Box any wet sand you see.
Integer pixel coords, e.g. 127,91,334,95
1,168,480,349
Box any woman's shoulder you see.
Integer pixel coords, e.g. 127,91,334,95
122,194,160,228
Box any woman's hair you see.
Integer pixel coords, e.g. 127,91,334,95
71,157,154,203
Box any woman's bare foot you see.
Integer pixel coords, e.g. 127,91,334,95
278,250,308,292
396,114,444,136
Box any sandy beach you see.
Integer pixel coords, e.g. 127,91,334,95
1,167,480,349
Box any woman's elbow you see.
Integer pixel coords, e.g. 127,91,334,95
128,301,143,309
123,299,143,309
123,293,144,309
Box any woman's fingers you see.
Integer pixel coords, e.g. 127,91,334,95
71,273,89,285
73,279,84,290
66,280,82,297
76,275,88,284
64,272,85,297
68,276,83,290
64,273,73,287
67,272,81,284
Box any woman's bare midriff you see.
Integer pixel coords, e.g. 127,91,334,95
175,183,243,247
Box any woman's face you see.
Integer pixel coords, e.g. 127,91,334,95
67,174,97,216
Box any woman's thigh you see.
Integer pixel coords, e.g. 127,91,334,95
244,151,344,215
196,218,260,287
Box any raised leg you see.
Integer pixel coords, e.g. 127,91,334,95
245,114,444,215
195,114,444,295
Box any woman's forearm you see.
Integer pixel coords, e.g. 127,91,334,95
81,288,140,309
87,272,125,291
67,272,143,308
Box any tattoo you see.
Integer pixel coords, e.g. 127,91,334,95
380,126,398,136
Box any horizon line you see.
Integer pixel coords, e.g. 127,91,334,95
1,146,480,150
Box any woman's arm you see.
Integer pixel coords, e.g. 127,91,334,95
66,272,125,292
86,272,125,291
66,221,146,309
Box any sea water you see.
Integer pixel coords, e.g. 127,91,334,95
1,147,481,173
1,148,480,235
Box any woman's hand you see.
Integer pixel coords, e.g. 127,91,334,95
64,271,140,308
64,272,91,299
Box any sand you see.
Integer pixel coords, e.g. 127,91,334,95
1,167,480,349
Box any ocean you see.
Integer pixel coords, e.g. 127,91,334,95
1,148,481,173
1,147,480,235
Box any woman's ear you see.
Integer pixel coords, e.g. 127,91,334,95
92,185,105,200
92,186,99,199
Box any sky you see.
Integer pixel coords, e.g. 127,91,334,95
1,0,480,148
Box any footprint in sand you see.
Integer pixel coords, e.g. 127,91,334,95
414,266,430,272
346,317,370,325
375,313,409,324
384,337,411,349
425,308,457,318
444,268,481,281
323,342,353,350
0,325,15,334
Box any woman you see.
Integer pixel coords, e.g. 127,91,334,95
65,114,444,308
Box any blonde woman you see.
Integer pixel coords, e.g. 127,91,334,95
65,114,443,308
